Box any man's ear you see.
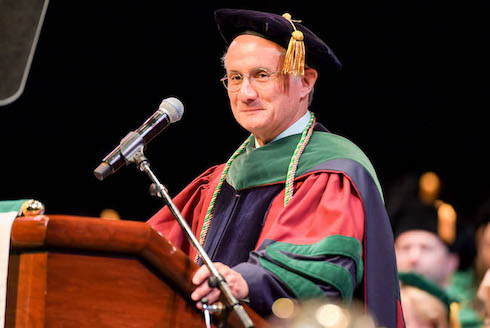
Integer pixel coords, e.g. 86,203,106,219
300,68,318,98
447,253,460,274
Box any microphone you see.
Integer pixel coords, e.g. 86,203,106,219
93,97,184,181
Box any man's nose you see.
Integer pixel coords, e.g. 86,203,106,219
237,77,258,102
407,248,421,266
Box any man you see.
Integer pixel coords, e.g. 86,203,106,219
399,272,455,328
392,196,481,326
473,199,490,296
148,9,404,327
446,198,490,327
393,200,460,287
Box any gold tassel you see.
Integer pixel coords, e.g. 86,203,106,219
437,202,457,245
449,302,461,328
282,13,306,77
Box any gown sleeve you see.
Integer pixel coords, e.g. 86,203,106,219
233,171,365,316
147,164,224,254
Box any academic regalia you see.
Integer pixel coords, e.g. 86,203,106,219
399,272,459,327
447,269,484,328
148,124,404,327
390,175,480,327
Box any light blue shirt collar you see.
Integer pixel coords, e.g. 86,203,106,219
255,111,311,148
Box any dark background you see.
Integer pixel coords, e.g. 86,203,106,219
1,1,489,223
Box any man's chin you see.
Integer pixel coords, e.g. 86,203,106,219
237,118,269,134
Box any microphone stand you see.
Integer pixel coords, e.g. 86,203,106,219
119,132,254,328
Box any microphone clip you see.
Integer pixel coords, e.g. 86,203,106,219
119,131,148,169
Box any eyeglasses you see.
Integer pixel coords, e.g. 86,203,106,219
220,68,282,92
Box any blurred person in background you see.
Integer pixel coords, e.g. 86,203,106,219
448,197,490,327
393,200,460,286
399,272,457,328
389,172,480,327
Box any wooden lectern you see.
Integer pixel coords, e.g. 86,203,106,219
5,215,267,327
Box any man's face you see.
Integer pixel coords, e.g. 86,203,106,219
475,224,490,277
395,230,457,286
223,34,310,146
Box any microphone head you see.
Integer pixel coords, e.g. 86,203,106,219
159,97,184,123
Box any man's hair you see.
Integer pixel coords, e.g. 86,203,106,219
220,49,315,107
